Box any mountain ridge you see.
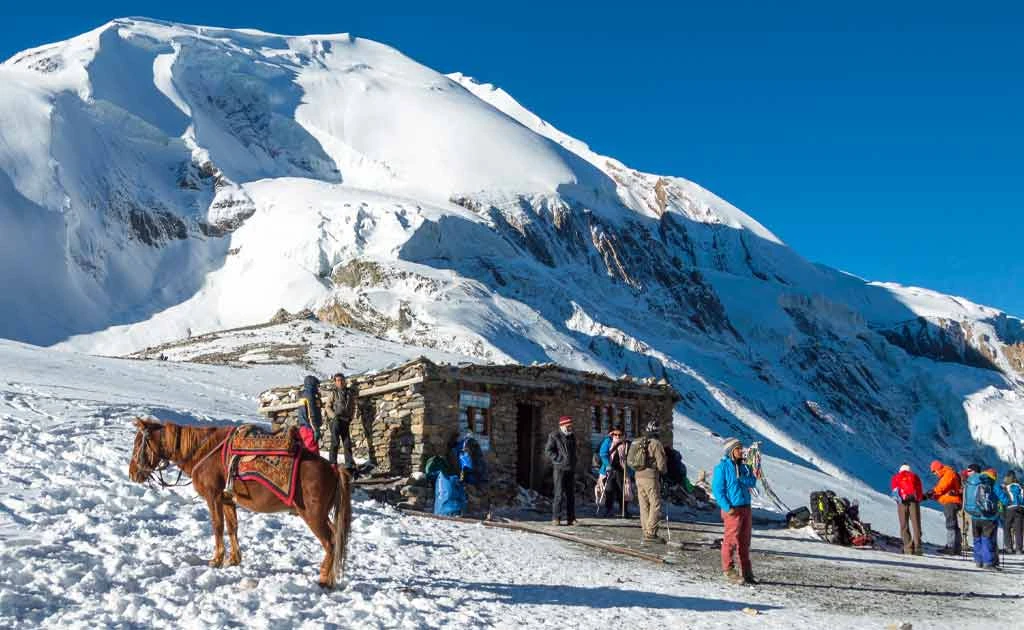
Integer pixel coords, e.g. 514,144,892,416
1,17,1022,508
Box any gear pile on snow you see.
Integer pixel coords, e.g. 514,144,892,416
809,490,874,547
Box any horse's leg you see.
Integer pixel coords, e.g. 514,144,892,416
299,505,335,588
205,494,226,567
223,498,242,566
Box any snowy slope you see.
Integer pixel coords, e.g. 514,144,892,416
1,17,1024,527
2,340,1021,629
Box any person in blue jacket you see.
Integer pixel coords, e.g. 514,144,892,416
597,426,629,517
712,437,759,584
963,464,1011,569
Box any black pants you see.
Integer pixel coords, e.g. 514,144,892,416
328,420,354,468
602,470,625,515
1005,508,1024,552
552,468,575,522
943,503,962,553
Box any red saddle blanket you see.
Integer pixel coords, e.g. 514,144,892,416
223,426,303,505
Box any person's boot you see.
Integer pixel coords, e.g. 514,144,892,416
643,535,666,545
723,568,744,585
742,572,760,585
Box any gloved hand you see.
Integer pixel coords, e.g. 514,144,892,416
924,491,935,501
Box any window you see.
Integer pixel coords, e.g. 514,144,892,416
459,391,492,448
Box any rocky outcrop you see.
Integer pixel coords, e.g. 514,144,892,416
877,317,999,372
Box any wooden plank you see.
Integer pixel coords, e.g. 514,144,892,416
437,370,676,399
355,376,424,397
398,509,667,565
258,401,303,415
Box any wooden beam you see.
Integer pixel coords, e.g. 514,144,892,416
436,371,677,400
258,401,303,415
355,376,424,397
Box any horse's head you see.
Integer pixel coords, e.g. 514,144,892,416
129,418,166,483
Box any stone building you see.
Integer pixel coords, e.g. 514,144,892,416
258,358,680,506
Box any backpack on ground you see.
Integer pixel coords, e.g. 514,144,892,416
810,490,839,524
965,477,997,518
424,455,450,481
434,472,466,516
626,438,651,471
809,490,850,545
786,506,811,528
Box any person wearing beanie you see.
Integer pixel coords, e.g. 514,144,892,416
545,416,578,525
890,464,924,555
925,459,963,554
712,438,759,585
1002,470,1024,553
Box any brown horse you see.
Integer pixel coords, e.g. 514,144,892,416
127,418,352,588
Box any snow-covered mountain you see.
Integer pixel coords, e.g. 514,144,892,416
2,16,1023,502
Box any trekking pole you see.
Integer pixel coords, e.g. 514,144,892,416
622,445,627,520
961,509,969,561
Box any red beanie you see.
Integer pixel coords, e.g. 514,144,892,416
559,416,573,427
930,460,943,474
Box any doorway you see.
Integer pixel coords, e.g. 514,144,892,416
516,403,541,491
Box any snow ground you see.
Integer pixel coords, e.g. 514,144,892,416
2,340,1021,629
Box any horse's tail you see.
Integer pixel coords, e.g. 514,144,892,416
331,466,352,582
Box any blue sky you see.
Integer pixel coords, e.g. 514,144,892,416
5,1,1023,315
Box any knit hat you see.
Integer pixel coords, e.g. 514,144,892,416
967,463,981,474
930,460,943,474
899,464,911,473
559,416,573,428
722,438,742,457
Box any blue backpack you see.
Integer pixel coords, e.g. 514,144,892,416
964,475,997,518
454,437,488,485
1005,482,1024,508
434,472,466,516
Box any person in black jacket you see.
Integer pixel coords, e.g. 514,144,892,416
545,415,578,525
324,372,355,469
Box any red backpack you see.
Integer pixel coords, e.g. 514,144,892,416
892,471,923,502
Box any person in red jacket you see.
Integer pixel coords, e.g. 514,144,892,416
891,464,924,555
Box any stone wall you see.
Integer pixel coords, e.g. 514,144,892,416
257,358,680,509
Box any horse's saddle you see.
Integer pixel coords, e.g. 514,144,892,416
225,425,303,505
228,425,298,456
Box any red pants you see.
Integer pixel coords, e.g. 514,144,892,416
298,426,319,453
721,505,753,574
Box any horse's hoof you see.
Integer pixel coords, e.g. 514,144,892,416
228,557,241,567
208,558,224,568
318,580,334,590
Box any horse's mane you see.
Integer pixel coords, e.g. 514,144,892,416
158,422,230,462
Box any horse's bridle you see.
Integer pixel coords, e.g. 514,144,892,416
133,423,228,488
133,425,190,488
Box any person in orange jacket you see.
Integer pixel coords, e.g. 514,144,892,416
926,460,963,554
